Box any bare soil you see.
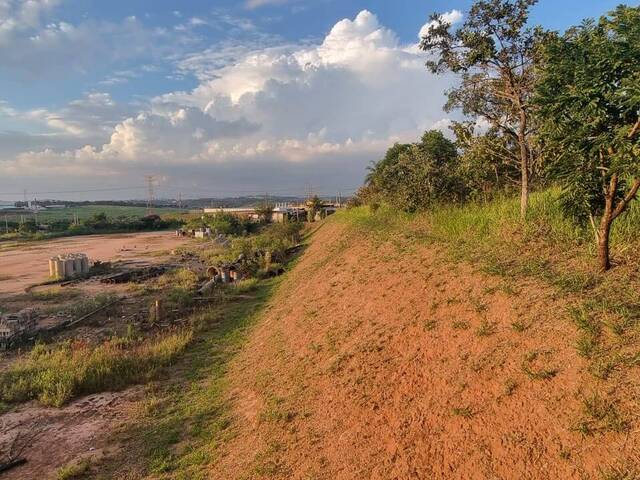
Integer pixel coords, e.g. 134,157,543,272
1,389,142,479
0,231,186,296
210,219,639,479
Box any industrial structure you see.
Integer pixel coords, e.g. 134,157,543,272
48,253,90,280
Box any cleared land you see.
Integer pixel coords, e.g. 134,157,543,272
0,231,186,295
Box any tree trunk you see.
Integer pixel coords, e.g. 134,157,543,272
518,110,530,220
597,213,612,272
598,174,617,272
520,161,529,220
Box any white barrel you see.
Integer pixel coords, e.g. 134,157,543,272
81,256,89,273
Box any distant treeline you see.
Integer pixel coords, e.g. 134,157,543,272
1,212,183,241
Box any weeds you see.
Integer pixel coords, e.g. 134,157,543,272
56,459,91,479
476,319,497,337
574,393,628,435
452,406,475,419
0,330,192,407
452,320,470,330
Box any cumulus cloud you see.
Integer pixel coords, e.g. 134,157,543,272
2,10,455,194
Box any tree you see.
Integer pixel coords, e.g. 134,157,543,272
450,121,520,201
255,202,275,224
365,130,462,211
535,5,640,271
306,196,323,222
420,0,546,219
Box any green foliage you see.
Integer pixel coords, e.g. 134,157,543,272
536,5,640,225
451,121,521,201
365,130,464,211
420,0,548,216
185,212,252,235
0,330,192,407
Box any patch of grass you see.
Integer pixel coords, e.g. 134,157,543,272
423,319,437,331
574,393,628,435
599,463,640,480
66,292,118,317
30,287,82,302
452,406,475,419
260,395,296,423
511,320,529,332
504,379,518,396
476,319,497,337
102,278,280,478
0,330,192,407
56,459,91,479
521,351,559,380
452,320,470,330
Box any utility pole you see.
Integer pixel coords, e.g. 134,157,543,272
145,175,156,215
4,215,8,234
178,192,182,212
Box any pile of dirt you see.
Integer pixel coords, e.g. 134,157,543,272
211,219,639,479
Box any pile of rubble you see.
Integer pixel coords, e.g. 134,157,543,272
0,309,37,348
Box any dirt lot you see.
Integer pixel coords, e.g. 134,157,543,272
0,231,187,296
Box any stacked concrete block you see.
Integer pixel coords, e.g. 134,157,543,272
48,253,90,280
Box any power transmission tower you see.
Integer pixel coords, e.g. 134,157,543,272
145,175,156,215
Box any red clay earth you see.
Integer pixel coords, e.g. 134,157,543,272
208,219,638,479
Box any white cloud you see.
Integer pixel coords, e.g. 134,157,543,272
1,10,454,193
418,9,463,39
0,2,183,78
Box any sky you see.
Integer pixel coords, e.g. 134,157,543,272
0,0,630,201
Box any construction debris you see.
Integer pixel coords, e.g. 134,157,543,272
100,266,166,284
0,309,37,348
48,253,90,280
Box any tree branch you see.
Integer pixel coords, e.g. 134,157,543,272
612,177,640,221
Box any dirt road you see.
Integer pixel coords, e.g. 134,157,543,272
0,231,187,296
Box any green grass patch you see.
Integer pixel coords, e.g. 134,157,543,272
104,278,280,478
0,330,192,407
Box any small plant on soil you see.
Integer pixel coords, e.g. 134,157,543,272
476,319,497,337
423,319,437,331
452,320,470,330
574,393,628,436
511,320,529,332
504,379,518,396
521,350,559,380
452,406,475,419
56,459,91,480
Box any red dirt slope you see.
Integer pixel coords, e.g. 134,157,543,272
212,218,639,479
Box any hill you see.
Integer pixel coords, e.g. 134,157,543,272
199,206,637,479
